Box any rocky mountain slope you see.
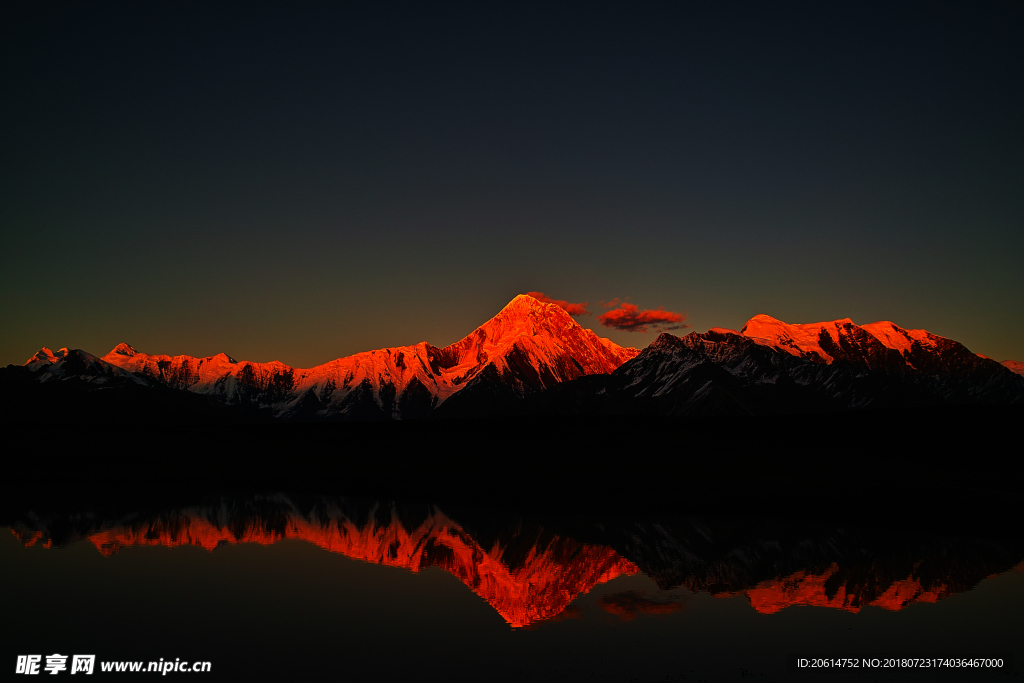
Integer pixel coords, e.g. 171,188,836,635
512,316,1024,416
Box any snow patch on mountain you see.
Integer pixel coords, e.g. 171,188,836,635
1002,360,1024,377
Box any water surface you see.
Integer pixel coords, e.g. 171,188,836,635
3,492,1021,681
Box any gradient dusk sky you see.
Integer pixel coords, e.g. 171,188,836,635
2,2,1022,368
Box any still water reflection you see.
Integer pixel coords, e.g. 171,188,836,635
3,492,1022,681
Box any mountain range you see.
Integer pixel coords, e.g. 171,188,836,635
5,294,1023,421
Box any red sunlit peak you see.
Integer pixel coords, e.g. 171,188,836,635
110,343,136,357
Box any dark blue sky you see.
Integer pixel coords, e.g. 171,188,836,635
3,2,1022,366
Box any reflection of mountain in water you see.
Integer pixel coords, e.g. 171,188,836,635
8,495,1023,626
9,496,635,628
593,518,1024,614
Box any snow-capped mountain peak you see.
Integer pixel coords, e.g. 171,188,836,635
86,294,638,420
25,347,66,371
109,343,137,357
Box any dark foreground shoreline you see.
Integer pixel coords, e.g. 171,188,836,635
4,406,1021,539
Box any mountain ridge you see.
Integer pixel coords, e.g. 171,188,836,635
9,299,1023,420
17,294,638,420
507,318,1024,417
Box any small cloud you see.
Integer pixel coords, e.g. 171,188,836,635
597,301,688,333
599,591,685,621
527,292,590,316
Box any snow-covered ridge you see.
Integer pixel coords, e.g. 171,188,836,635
1002,360,1024,377
28,294,638,419
738,314,942,365
24,346,146,385
603,313,1024,414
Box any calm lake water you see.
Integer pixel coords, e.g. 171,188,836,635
2,493,1021,682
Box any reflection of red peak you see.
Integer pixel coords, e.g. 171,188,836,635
730,564,949,614
14,513,1020,624
14,529,45,548
85,505,637,628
